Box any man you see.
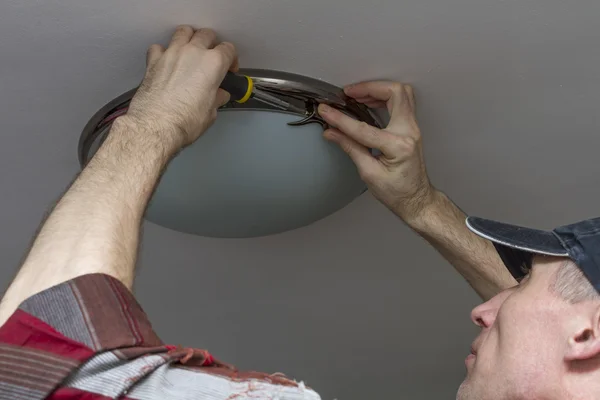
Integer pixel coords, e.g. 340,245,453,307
1,25,599,400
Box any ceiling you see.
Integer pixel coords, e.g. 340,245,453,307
2,0,600,398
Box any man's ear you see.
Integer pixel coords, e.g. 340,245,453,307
565,305,600,361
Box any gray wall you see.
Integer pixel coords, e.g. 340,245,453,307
2,0,600,398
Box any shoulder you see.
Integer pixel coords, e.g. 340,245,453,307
0,274,321,400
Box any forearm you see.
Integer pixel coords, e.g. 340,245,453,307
405,190,516,300
317,81,514,300
0,117,172,324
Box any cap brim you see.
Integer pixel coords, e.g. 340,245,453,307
466,216,569,280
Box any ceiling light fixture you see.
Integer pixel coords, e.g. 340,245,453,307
79,69,384,238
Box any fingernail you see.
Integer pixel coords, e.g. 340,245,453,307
318,103,330,114
323,129,338,140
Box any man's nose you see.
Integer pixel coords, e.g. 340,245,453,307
470,290,510,328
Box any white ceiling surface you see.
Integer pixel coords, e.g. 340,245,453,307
2,0,600,398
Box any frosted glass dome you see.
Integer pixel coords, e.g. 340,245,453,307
79,69,384,238
146,110,366,238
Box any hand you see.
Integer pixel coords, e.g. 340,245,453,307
317,81,434,222
125,26,238,151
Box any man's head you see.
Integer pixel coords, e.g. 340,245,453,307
457,217,600,400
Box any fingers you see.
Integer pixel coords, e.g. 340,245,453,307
318,104,394,155
215,88,231,108
190,28,218,49
146,44,165,67
345,81,415,119
229,55,240,73
359,99,387,109
344,81,396,102
324,128,380,177
351,94,387,109
388,83,414,117
169,25,194,47
405,85,416,110
169,26,220,49
213,42,238,71
385,84,419,135
345,81,418,139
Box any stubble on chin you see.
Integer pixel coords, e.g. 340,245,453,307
456,379,472,400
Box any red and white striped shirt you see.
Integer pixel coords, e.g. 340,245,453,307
0,274,320,400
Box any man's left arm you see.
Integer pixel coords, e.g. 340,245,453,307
0,26,238,326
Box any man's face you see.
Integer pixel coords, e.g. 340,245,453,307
457,257,575,400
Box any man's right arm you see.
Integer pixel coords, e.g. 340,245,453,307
317,82,516,300
407,190,515,300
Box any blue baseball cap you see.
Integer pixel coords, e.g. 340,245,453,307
466,216,600,291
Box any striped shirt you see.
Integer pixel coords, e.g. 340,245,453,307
0,274,321,399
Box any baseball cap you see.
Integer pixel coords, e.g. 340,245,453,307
466,216,600,292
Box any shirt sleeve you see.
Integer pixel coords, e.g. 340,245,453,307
0,273,321,400
0,273,163,399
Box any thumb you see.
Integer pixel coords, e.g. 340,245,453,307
215,89,231,108
387,85,419,137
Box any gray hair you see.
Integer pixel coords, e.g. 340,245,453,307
551,260,599,303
